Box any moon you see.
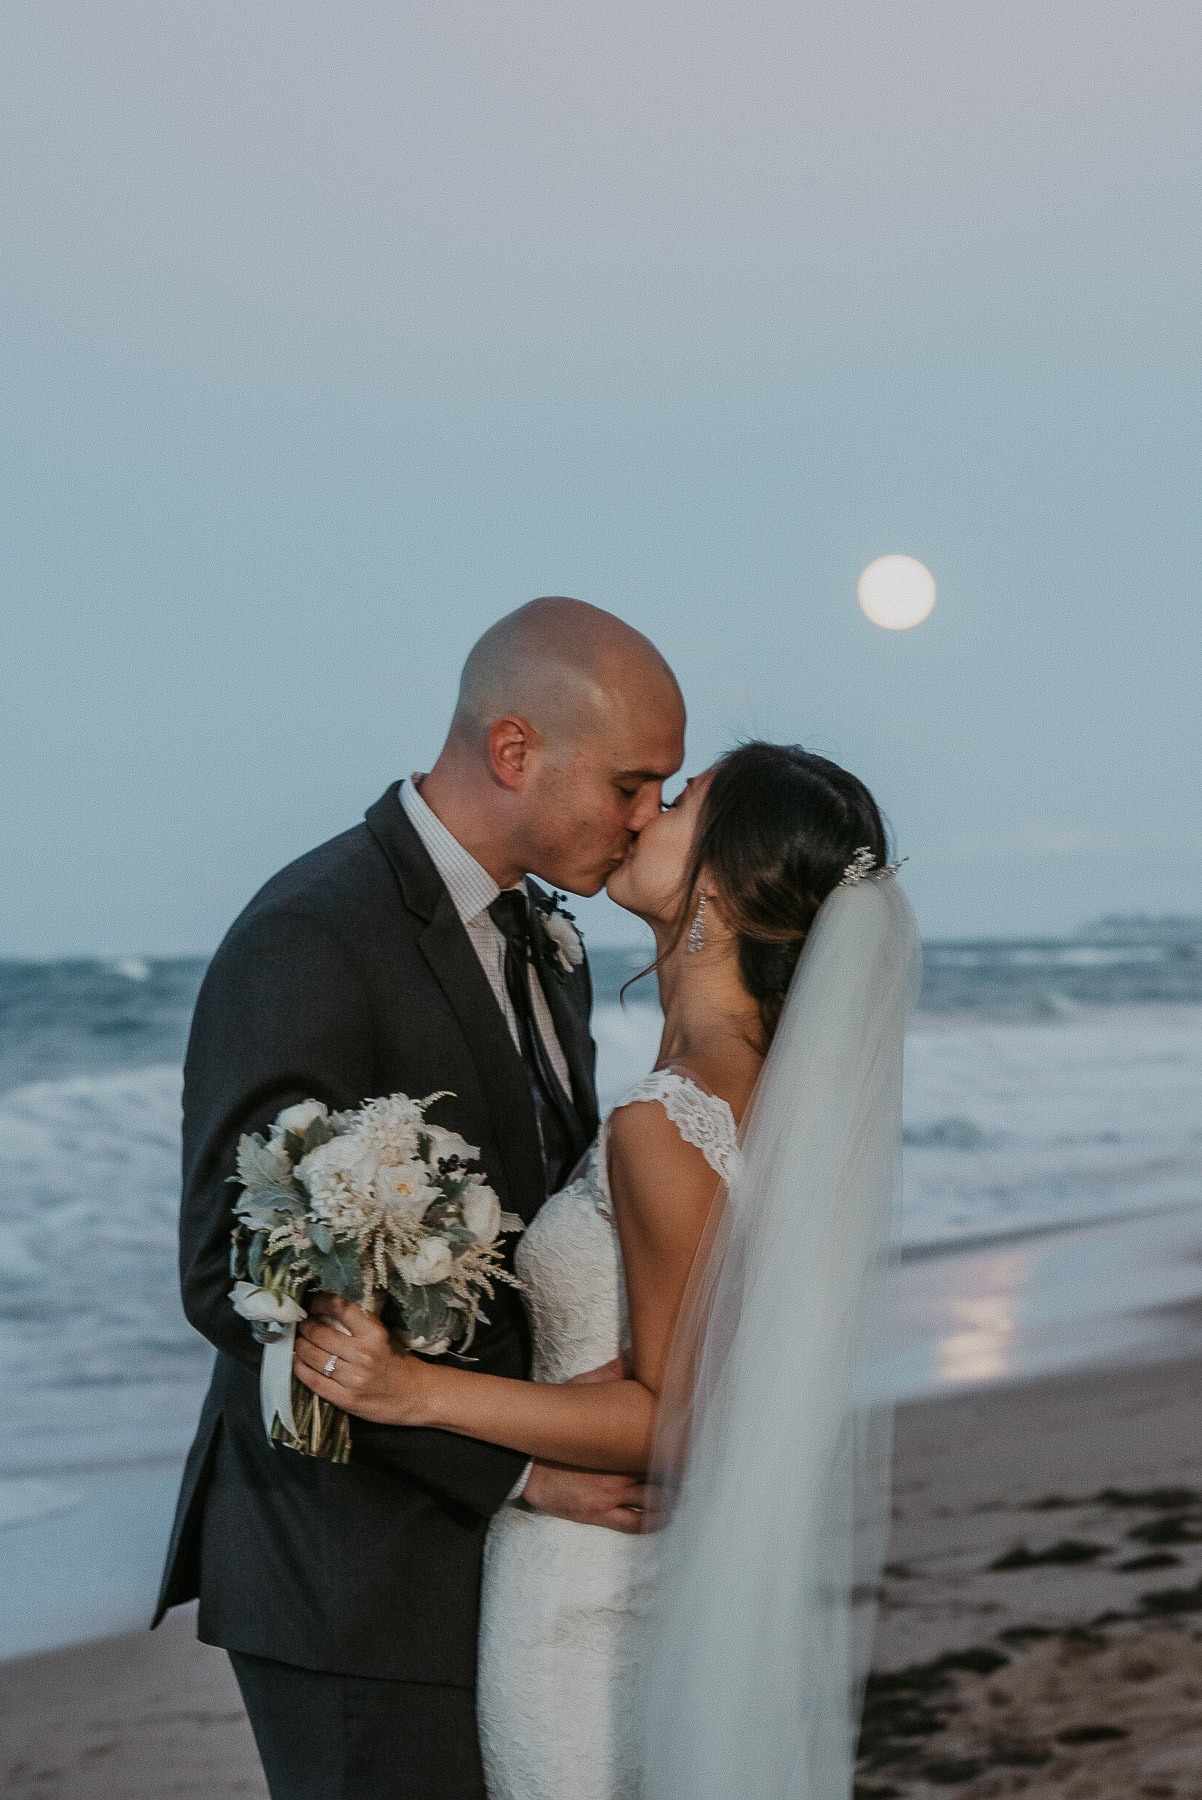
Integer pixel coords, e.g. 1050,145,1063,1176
857,555,936,630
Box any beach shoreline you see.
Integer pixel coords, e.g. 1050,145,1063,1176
7,1346,1202,1797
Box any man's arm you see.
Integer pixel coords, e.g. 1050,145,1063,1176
523,1461,648,1533
179,906,376,1368
178,902,527,1517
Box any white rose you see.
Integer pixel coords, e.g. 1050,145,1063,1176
272,1100,329,1138
230,1281,307,1324
543,908,584,972
374,1161,432,1224
461,1181,502,1244
396,1237,454,1287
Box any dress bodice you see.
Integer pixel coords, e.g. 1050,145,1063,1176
514,1069,740,1384
480,1070,741,1800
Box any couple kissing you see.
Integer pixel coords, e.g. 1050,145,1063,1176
156,596,918,1800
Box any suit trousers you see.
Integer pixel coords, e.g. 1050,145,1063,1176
230,1650,487,1800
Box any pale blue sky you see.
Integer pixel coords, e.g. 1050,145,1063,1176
2,1,1199,953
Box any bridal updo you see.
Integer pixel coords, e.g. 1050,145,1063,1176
686,743,890,1041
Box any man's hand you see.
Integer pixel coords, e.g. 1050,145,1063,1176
522,1462,650,1533
522,1351,647,1531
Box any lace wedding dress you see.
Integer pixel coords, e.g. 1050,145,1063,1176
476,1069,740,1800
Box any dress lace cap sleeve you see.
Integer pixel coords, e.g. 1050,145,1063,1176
609,1067,741,1186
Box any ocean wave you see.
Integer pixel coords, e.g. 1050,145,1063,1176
1,1007,1199,1427
903,1116,994,1150
900,1007,1202,1248
0,1066,208,1390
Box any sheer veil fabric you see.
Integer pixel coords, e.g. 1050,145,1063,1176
641,876,921,1800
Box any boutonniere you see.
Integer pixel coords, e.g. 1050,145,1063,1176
535,891,585,981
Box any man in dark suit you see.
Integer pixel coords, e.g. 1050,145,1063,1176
154,597,686,1800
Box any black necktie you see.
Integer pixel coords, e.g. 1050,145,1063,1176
488,890,583,1194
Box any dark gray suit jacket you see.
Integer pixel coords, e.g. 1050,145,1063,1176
154,784,598,1685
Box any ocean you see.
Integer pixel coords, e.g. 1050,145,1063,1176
2,918,1201,1657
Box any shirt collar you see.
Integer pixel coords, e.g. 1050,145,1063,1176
400,776,522,926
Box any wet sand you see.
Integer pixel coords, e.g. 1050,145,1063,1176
863,1350,1202,1797
0,1606,266,1799
5,1350,1202,1798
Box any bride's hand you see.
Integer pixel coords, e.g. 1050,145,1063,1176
293,1295,433,1426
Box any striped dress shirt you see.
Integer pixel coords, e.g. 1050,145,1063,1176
399,778,573,1099
400,776,576,1504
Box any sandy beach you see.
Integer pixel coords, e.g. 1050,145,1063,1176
5,1349,1202,1799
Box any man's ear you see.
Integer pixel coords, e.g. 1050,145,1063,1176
488,716,539,790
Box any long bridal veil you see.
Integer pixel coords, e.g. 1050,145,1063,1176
642,875,921,1800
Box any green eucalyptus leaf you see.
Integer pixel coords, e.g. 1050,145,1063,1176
237,1134,293,1193
398,1285,433,1339
309,1219,333,1254
305,1239,365,1302
300,1116,338,1155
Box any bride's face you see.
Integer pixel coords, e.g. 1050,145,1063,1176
605,769,714,925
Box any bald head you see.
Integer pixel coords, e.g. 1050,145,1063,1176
452,596,681,750
419,596,685,895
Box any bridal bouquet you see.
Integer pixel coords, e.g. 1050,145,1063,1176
228,1092,521,1463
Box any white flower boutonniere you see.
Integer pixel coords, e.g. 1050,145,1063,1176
537,892,585,981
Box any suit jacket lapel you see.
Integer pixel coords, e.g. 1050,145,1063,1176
365,787,546,1223
528,887,600,1144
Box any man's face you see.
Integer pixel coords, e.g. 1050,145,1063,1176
519,689,686,896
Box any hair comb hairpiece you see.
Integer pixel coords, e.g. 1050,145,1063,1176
838,847,906,887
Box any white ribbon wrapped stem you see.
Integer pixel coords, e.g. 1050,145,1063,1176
260,1328,301,1439
259,1313,356,1441
230,1281,309,1441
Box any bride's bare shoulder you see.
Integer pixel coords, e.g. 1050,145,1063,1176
607,1092,718,1199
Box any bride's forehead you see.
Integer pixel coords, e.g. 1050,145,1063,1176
683,767,718,796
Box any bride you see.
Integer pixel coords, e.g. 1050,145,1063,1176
294,741,918,1800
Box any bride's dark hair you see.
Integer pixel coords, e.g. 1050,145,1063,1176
678,742,890,1042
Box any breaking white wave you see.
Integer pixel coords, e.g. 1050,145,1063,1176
0,1066,208,1397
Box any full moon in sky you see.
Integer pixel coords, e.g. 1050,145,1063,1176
857,555,936,630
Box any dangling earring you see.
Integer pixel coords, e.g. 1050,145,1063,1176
686,892,708,954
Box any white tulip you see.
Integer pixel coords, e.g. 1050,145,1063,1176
422,1123,476,1167
403,1333,452,1356
230,1281,307,1324
397,1238,454,1287
461,1182,502,1244
272,1100,329,1138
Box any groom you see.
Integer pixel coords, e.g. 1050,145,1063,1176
154,597,686,1800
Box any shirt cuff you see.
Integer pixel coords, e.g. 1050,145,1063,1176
506,1459,534,1504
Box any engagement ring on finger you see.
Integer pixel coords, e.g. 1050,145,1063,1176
323,1354,338,1377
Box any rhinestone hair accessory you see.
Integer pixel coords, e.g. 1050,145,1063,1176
838,846,906,887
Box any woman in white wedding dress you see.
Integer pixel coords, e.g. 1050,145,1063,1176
296,743,919,1800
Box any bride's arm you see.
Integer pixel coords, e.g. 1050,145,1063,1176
292,1101,720,1473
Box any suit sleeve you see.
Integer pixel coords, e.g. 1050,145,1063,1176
178,903,527,1519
